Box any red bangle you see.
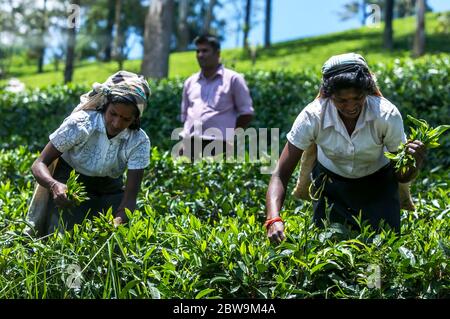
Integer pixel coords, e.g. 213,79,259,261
264,217,283,230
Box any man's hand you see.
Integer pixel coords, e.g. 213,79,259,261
267,221,285,245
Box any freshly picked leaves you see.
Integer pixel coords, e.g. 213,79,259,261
65,169,89,206
385,115,449,174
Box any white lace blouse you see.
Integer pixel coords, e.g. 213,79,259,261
49,110,150,178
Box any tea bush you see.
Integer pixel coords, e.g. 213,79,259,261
0,56,449,298
0,149,448,298
1,56,448,165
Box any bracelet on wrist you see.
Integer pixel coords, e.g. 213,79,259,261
49,181,58,191
264,217,284,230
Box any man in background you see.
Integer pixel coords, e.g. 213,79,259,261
179,34,254,161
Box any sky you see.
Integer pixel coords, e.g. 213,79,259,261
219,0,450,50
124,0,450,59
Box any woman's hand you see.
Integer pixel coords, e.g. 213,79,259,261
50,181,71,208
267,221,285,244
113,216,123,227
405,140,426,169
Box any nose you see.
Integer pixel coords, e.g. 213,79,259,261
112,118,123,130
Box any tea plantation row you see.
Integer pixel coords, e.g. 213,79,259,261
0,56,448,298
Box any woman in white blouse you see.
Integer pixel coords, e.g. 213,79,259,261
265,53,426,243
31,71,151,235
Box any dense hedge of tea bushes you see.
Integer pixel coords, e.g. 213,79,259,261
0,56,448,298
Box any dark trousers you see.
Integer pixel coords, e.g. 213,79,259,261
45,158,124,235
311,162,401,232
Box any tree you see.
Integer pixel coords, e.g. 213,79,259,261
339,0,432,25
177,0,190,51
104,0,115,61
413,0,426,57
37,0,48,73
264,0,271,48
383,0,394,50
112,0,125,69
141,0,174,79
203,0,218,34
243,0,251,50
64,1,80,84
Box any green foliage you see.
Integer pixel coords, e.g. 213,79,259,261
0,52,448,299
1,56,448,167
0,149,448,298
385,115,450,174
1,12,448,87
65,170,89,207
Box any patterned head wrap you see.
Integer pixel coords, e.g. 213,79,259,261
72,70,151,116
321,53,369,78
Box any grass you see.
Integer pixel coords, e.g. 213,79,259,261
2,12,449,88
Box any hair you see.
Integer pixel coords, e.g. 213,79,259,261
319,65,381,98
97,95,141,130
194,34,221,51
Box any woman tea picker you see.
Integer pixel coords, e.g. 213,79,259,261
265,53,426,244
29,71,151,236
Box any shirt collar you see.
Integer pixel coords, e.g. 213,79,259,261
197,64,224,81
97,112,130,141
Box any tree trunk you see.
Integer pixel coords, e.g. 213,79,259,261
64,1,79,84
104,0,115,62
140,0,174,79
264,0,271,48
243,0,251,50
203,0,217,34
413,0,425,57
37,0,48,73
177,0,190,51
383,0,394,50
113,0,124,68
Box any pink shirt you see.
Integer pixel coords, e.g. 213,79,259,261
180,65,254,141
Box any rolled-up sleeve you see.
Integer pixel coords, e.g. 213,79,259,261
286,110,316,151
384,108,407,152
128,137,151,170
232,75,254,116
180,80,190,123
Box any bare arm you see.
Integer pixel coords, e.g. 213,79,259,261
31,142,71,208
113,169,144,225
266,141,303,243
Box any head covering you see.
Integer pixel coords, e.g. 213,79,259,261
72,70,151,116
321,53,369,78
317,52,382,98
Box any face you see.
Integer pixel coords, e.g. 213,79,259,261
331,88,367,120
104,103,137,137
196,43,220,70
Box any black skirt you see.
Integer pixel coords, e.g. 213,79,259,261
45,158,124,235
311,162,400,232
